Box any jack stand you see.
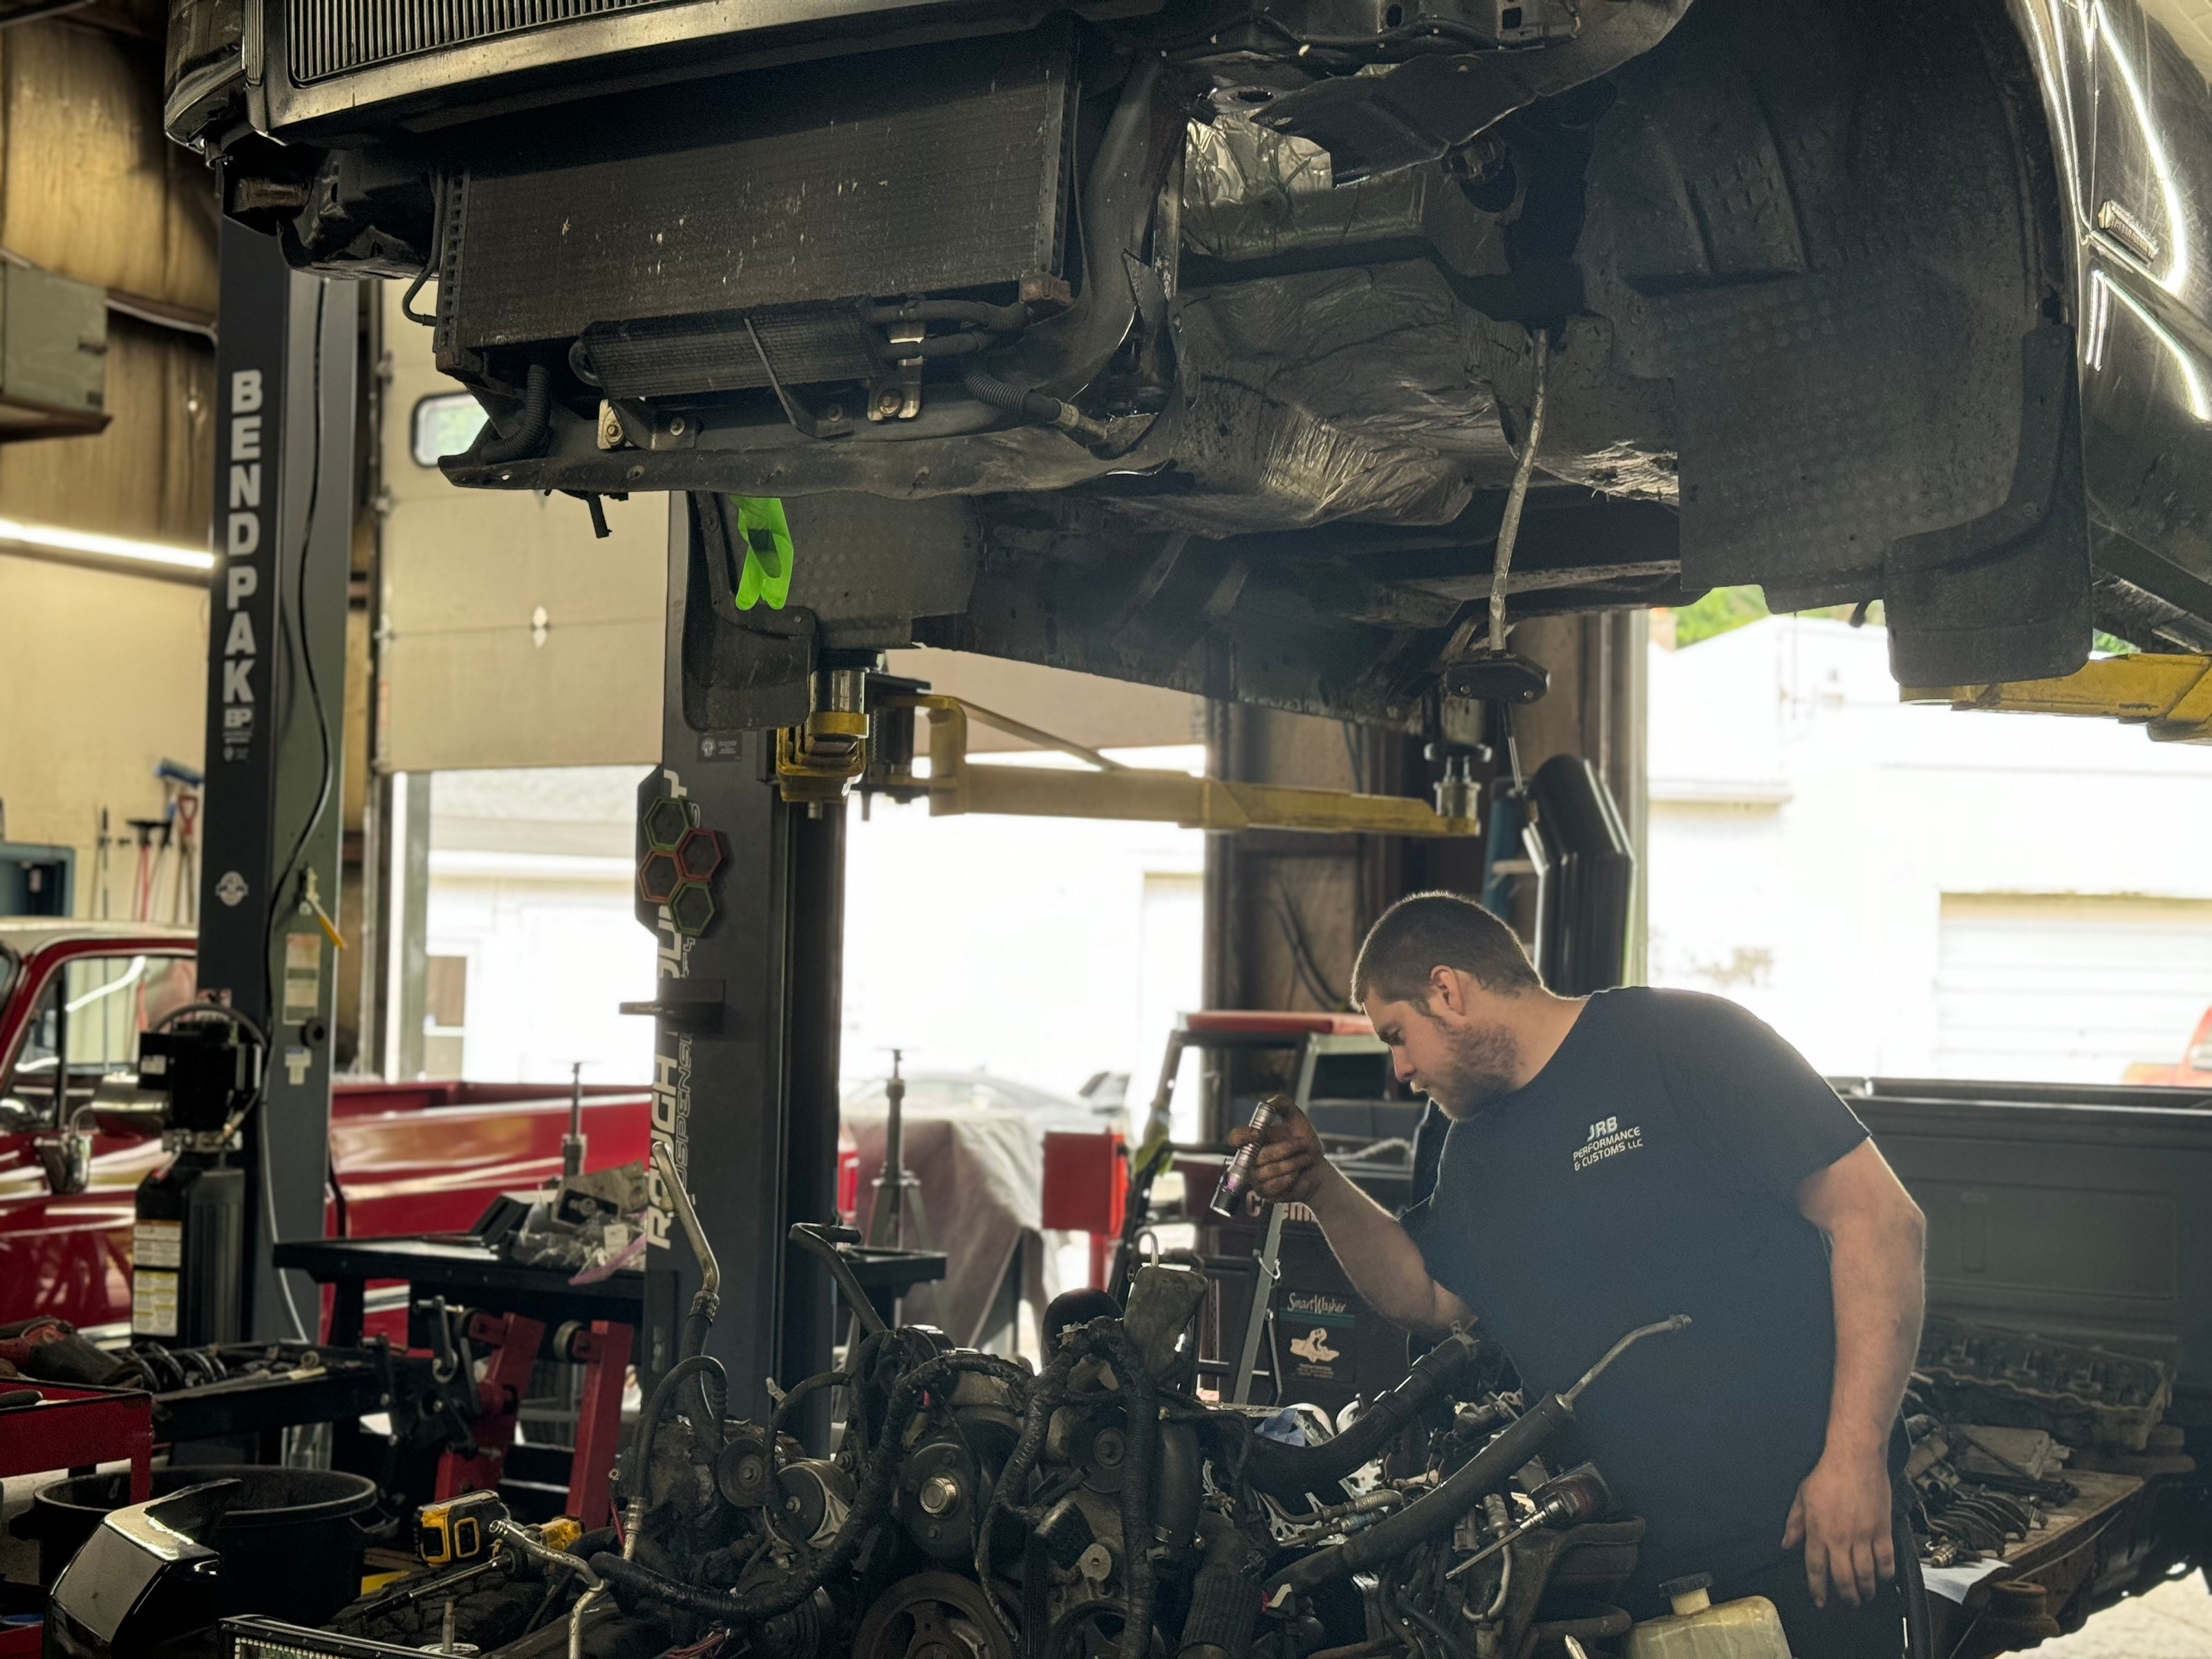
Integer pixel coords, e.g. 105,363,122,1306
563,1062,587,1180
435,1311,546,1501
862,1049,935,1331
865,1048,913,1246
562,1319,632,1528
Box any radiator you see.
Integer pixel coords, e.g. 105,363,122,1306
287,0,670,84
441,25,1076,357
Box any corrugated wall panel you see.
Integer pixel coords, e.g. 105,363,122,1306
0,21,218,312
0,19,219,548
1934,894,2212,1083
378,284,665,771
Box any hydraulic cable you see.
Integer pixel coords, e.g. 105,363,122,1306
962,367,1114,446
1485,328,1550,655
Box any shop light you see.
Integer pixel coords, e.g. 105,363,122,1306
0,514,215,576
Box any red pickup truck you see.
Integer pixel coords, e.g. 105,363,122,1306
0,919,654,1334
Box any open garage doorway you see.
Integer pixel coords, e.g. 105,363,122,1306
1644,605,2212,1085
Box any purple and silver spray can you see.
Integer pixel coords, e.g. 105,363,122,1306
1210,1096,1286,1217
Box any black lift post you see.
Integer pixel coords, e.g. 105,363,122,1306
630,494,844,1432
190,225,357,1344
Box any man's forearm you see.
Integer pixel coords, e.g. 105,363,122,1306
1787,1142,1927,1604
1306,1162,1458,1333
1822,1212,1926,1461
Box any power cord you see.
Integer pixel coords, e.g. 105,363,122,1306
1270,874,1337,1009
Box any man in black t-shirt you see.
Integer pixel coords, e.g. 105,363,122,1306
1235,892,1927,1659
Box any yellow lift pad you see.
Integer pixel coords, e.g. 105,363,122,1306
1903,653,2212,744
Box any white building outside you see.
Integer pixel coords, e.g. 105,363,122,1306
1647,616,2212,1085
415,618,2212,1096
422,751,1206,1103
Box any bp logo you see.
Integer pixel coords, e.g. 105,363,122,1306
637,796,726,938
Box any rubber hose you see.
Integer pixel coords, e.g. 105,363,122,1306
1896,1506,1933,1659
475,362,552,465
910,333,995,358
567,1528,619,1562
680,1306,720,1434
962,367,1068,427
594,1350,1033,1624
1179,1512,1257,1659
863,299,1031,332
1241,1333,1480,1496
1155,1421,1203,1549
1098,1327,1160,1659
682,1306,713,1362
624,1354,729,1510
1022,57,1169,398
1270,1392,1573,1593
771,1367,850,1446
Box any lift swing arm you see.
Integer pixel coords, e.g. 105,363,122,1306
836,694,1482,838
1903,653,2212,744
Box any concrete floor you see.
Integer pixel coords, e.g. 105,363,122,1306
2038,1574,2212,1658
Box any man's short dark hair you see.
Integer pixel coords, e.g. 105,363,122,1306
1352,892,1541,1008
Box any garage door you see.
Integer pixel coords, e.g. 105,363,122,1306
1934,894,2212,1083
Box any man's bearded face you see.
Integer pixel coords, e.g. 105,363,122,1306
1370,991,1524,1119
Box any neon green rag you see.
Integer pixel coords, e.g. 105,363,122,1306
731,496,794,610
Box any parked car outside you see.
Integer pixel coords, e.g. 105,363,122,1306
2124,1005,2212,1087
840,1069,1128,1143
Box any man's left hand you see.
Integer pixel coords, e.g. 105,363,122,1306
1781,1446,1894,1609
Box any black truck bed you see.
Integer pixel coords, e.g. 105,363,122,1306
1842,1076,2212,1420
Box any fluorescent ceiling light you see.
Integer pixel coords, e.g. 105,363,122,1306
0,515,214,577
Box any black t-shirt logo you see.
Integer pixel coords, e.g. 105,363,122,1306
1573,1114,1645,1172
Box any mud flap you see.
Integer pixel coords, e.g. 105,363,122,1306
1884,326,2092,686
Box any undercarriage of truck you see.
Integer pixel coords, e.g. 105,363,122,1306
170,0,2212,721
60,0,2203,1651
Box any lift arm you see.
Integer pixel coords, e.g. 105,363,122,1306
1902,653,2212,744
884,695,1479,836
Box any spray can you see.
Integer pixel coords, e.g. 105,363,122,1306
1210,1096,1286,1217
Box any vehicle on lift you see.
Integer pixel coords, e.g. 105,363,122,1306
0,919,654,1332
163,0,2212,728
